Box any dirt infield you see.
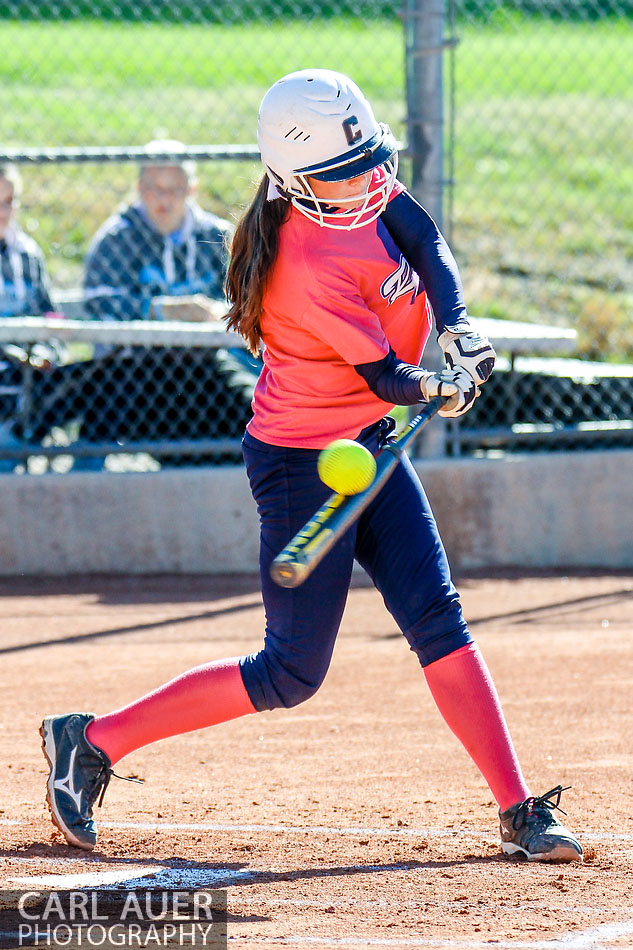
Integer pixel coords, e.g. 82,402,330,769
1,570,632,949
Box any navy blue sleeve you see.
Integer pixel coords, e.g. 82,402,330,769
355,348,426,406
380,191,469,335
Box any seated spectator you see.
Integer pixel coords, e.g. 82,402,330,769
84,140,230,323
0,164,63,473
33,142,258,469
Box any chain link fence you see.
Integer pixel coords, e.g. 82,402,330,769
445,0,633,454
0,0,631,470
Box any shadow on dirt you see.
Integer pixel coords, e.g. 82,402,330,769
0,596,264,656
0,842,511,881
371,586,633,641
0,574,263,605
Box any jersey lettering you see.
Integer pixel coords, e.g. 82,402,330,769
380,254,419,305
342,116,362,145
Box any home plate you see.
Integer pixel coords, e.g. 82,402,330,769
9,867,166,888
9,866,257,889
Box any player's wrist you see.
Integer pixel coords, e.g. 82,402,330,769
418,370,438,400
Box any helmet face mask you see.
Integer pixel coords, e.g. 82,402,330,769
296,153,399,230
258,69,399,230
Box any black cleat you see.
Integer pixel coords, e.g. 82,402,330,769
499,785,582,863
40,713,113,850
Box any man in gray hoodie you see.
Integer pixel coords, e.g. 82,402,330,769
84,142,230,322
39,142,258,467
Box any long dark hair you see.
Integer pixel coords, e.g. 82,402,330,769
225,175,291,355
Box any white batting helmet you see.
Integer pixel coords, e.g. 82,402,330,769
257,68,399,230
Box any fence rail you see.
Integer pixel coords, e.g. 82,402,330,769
0,146,261,165
1,316,631,473
0,317,237,348
0,318,259,472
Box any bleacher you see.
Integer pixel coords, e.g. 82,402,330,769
2,299,633,469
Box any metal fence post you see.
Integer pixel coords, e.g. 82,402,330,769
404,0,449,457
405,0,447,231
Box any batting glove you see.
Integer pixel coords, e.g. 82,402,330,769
438,325,496,385
419,366,480,418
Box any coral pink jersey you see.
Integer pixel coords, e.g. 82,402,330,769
247,181,433,448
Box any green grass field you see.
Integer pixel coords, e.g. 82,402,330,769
2,15,631,358
451,17,633,357
0,18,404,144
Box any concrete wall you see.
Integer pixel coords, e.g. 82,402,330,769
419,450,633,571
0,451,631,575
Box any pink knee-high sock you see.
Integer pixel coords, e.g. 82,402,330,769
85,657,256,766
423,642,530,812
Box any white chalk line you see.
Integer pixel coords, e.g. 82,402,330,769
0,927,630,950
5,817,630,842
101,820,484,838
2,816,632,842
222,919,633,949
3,917,633,950
4,818,481,839
9,926,632,950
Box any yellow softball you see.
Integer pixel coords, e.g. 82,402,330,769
317,439,377,496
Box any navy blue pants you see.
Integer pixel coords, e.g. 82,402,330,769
240,417,471,711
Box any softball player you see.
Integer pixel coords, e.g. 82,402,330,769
41,69,581,863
